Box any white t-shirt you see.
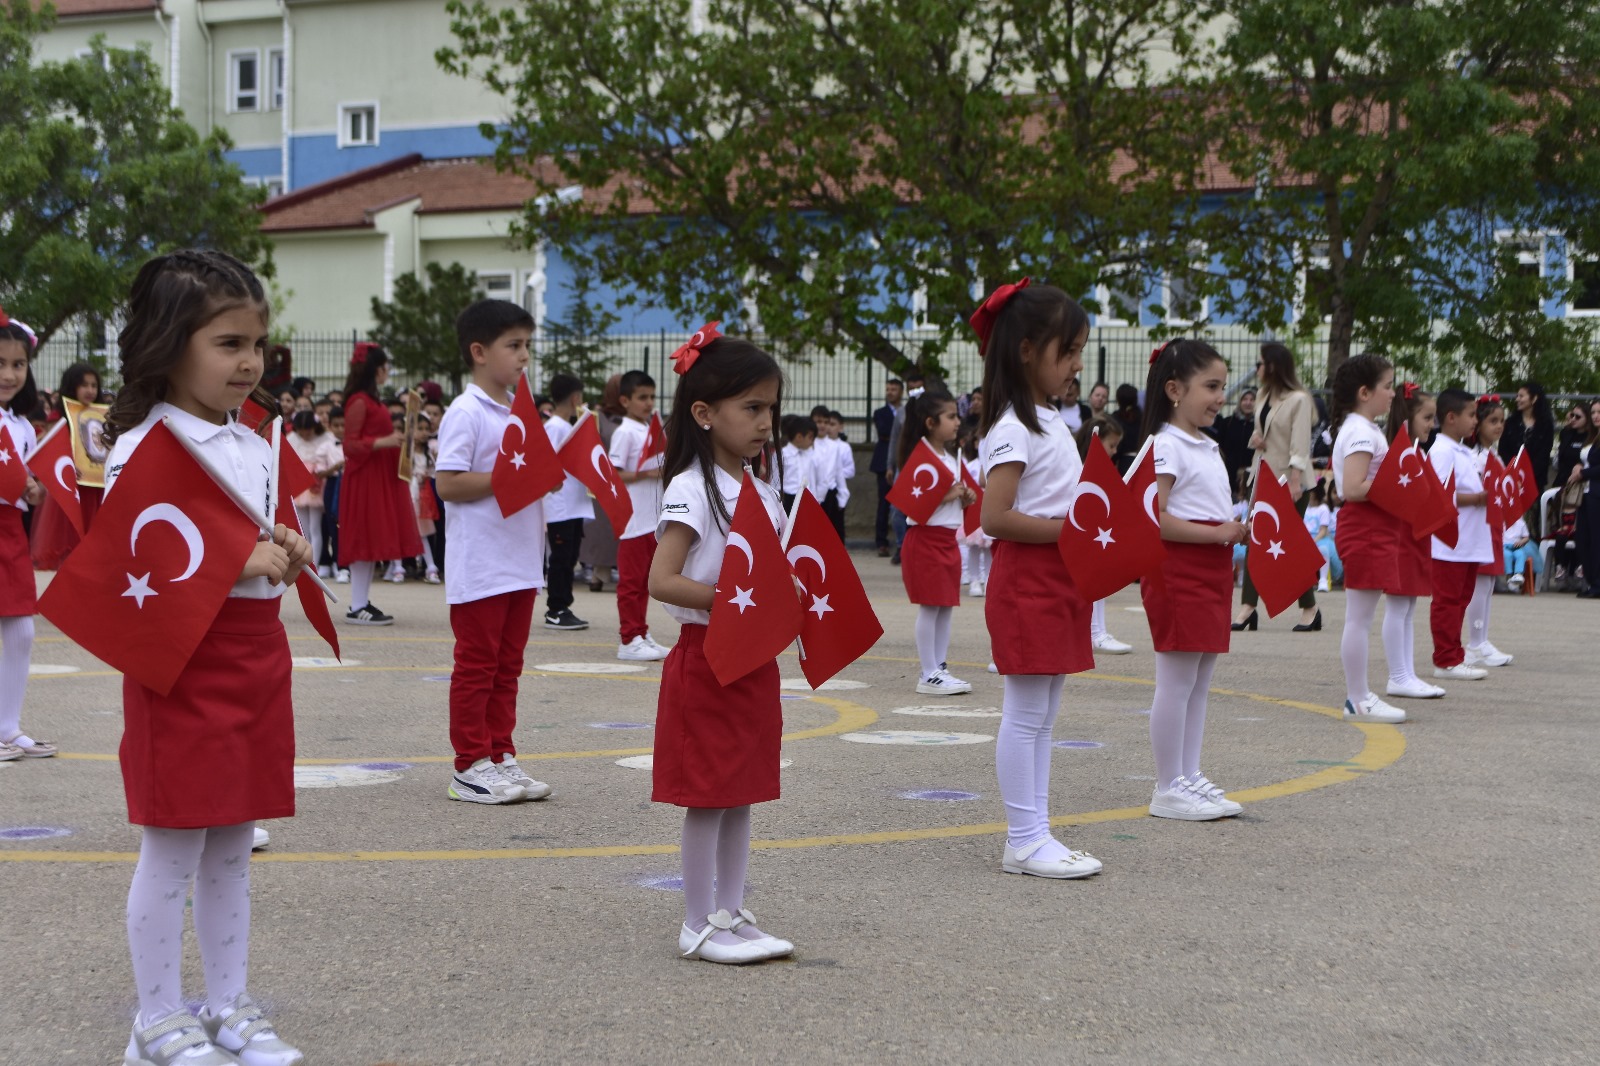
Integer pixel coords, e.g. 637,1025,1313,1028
779,442,815,495
543,415,595,524
0,407,38,510
1503,516,1530,546
609,416,663,540
1304,503,1333,538
1331,413,1387,497
657,464,787,626
105,402,282,600
287,430,342,508
808,435,841,495
1429,434,1491,564
908,450,963,529
1059,404,1083,433
1153,424,1232,522
981,403,1081,519
435,383,547,604
836,437,856,506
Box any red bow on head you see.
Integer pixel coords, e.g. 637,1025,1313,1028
670,321,722,375
351,341,378,367
1402,382,1419,400
0,306,9,327
1150,341,1169,365
1479,392,1500,406
969,277,1031,349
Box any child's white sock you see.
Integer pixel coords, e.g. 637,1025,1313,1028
0,615,33,739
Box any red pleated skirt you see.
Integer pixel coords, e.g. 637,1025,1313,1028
120,598,296,828
1142,539,1232,653
338,450,423,565
653,624,782,808
1389,530,1434,597
985,540,1093,676
901,524,961,606
0,506,35,617
1336,501,1401,591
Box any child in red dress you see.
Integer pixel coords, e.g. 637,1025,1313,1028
0,310,52,762
1381,385,1446,700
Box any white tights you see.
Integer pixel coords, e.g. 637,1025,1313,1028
1150,651,1217,786
348,560,375,610
996,674,1072,860
127,823,255,1023
1382,595,1421,687
967,544,990,584
1342,589,1413,704
680,806,769,946
1466,574,1495,648
295,504,324,572
1090,600,1108,641
914,605,953,680
0,615,33,741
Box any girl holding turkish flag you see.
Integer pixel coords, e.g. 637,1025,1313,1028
0,309,51,764
1466,396,1515,669
1381,385,1447,701
648,325,797,965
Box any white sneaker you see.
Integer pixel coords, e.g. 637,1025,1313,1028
1385,677,1445,699
335,569,350,584
1507,573,1525,592
618,635,668,661
126,1009,237,1066
201,994,304,1066
987,662,998,673
1464,642,1513,667
447,757,526,804
495,756,552,800
1186,774,1243,816
385,568,406,584
1343,693,1407,723
1433,663,1488,681
643,634,674,655
969,580,985,597
1092,633,1133,654
316,565,332,579
252,827,270,850
916,670,973,696
1002,839,1102,878
1149,778,1232,821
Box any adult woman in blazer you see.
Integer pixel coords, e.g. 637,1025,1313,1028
1233,342,1320,631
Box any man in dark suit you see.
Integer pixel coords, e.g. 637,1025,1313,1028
871,378,904,556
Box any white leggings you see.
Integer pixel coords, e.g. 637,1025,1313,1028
0,615,33,741
294,504,323,572
1341,589,1414,705
1150,651,1217,786
1381,595,1420,687
1090,600,1108,641
1466,574,1495,648
914,605,953,679
127,823,255,1023
996,674,1066,848
966,544,990,584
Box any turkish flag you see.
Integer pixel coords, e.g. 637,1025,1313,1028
274,424,319,503
637,411,666,471
785,490,882,688
1246,461,1326,617
239,397,272,431
705,473,803,686
1123,436,1163,545
1368,424,1452,539
886,438,956,525
1431,469,1459,549
1507,446,1541,516
24,421,85,536
492,373,564,517
38,421,260,695
960,463,983,537
1057,438,1164,602
0,424,27,502
557,411,633,532
272,482,341,660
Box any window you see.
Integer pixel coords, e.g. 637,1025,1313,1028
229,50,260,113
1162,248,1209,326
1095,266,1142,326
1298,242,1335,324
1569,251,1600,316
268,48,285,111
338,102,378,147
477,272,514,300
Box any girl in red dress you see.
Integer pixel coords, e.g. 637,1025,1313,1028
649,327,795,965
28,361,104,570
1466,395,1515,668
336,343,422,625
1139,340,1247,821
101,250,312,1066
1382,385,1446,700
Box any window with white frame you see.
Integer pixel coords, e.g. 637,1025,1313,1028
268,48,285,111
1162,250,1209,326
228,50,260,112
1095,265,1142,326
1495,232,1546,310
477,271,514,300
339,103,378,147
1297,242,1335,324
1569,248,1600,315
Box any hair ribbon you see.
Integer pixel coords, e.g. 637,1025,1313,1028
1402,382,1419,400
0,306,9,328
351,341,379,368
1478,392,1500,406
969,277,1031,350
670,321,722,375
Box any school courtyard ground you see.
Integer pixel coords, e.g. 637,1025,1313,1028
1,560,1595,1065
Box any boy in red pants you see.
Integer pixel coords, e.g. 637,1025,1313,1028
1428,389,1492,684
608,369,670,661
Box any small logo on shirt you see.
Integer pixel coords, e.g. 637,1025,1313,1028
663,502,690,514
989,442,1014,457
1153,456,1169,467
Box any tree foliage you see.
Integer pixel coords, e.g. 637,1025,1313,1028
540,268,621,397
0,1,272,346
369,261,482,392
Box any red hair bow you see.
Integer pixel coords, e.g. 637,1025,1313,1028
0,306,9,327
351,341,378,367
670,321,722,375
1402,382,1419,400
969,277,1031,350
1479,392,1500,406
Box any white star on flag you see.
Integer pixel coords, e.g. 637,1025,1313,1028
910,485,923,497
122,572,157,608
510,452,526,470
1267,540,1285,559
1398,473,1411,487
1094,527,1115,549
0,449,10,464
808,593,833,620
728,586,756,613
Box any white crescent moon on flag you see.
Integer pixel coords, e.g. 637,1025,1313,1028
500,414,526,455
727,532,755,574
912,463,939,490
1249,501,1280,546
1067,482,1112,533
130,503,205,582
1398,443,1426,477
53,456,79,500
1498,474,1516,503
786,544,828,582
1142,482,1159,525
590,446,616,494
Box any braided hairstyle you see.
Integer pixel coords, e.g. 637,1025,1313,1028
106,249,270,443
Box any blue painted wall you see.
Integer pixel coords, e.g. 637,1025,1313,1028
288,123,497,190
226,145,283,181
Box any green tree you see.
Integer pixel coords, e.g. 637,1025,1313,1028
369,261,482,392
439,0,1220,375
540,268,620,396
0,1,272,345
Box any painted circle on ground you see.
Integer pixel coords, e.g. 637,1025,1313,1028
781,678,869,691
616,754,792,770
535,662,648,674
0,826,73,840
1053,740,1104,750
590,722,652,730
27,664,79,675
293,765,405,789
421,675,452,682
292,657,362,668
841,730,993,746
891,705,1002,718
356,761,412,772
896,789,981,802
637,874,684,891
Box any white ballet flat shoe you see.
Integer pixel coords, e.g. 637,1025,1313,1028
729,907,794,960
1001,838,1102,879
678,910,774,964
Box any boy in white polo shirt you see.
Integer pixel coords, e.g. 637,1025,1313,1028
1427,388,1492,682
608,369,670,662
433,299,554,804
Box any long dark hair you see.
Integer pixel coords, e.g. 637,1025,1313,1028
0,316,39,416
1141,338,1226,439
342,343,389,400
1470,394,1505,449
1386,383,1432,445
1328,352,1392,449
1074,413,1123,459
977,284,1088,438
106,249,271,443
1258,341,1304,397
662,337,785,531
896,388,956,471
1521,380,1554,431
57,362,101,413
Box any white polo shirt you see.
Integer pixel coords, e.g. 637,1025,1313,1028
779,442,815,495
908,449,963,528
105,402,282,600
1153,424,1232,522
542,414,594,524
0,407,37,510
1331,413,1387,497
1429,434,1492,564
436,383,547,604
981,403,1081,519
657,464,786,626
609,416,663,540
807,434,841,495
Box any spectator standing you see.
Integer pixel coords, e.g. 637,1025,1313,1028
1216,388,1256,491
1500,381,1556,495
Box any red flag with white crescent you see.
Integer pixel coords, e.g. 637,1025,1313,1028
705,474,803,686
885,438,956,525
272,484,341,660
1483,450,1509,569
1507,446,1540,516
38,421,260,695
1368,424,1452,539
637,411,666,471
0,423,28,503
491,371,564,518
960,462,984,537
1122,435,1163,544
557,411,633,532
1431,468,1459,549
276,426,318,503
1058,437,1164,602
1245,461,1326,617
24,421,85,536
785,489,882,688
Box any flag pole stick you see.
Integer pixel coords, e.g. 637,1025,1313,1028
161,417,337,602
267,416,282,520
777,486,809,663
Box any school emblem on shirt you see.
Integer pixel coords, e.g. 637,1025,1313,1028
663,501,689,514
989,441,1014,458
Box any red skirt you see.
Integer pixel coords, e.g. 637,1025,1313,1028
985,540,1093,676
1141,539,1231,653
901,524,961,606
121,598,296,828
338,450,423,565
653,624,782,808
1389,531,1434,597
1336,501,1401,591
0,506,34,617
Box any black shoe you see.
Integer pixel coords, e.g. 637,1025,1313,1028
1292,609,1323,632
544,608,590,630
1231,609,1258,632
891,550,901,566
346,603,394,626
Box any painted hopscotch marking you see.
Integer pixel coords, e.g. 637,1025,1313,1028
535,662,648,675
293,765,408,789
